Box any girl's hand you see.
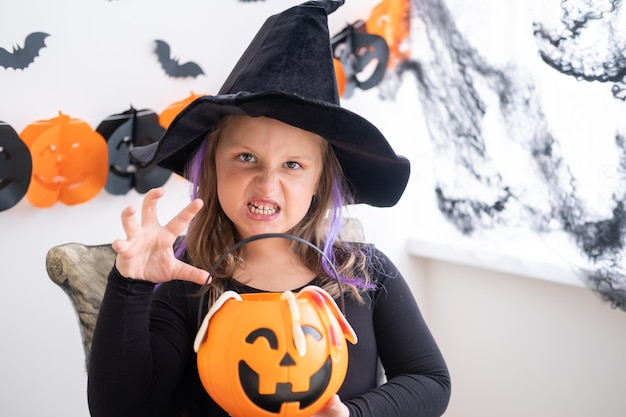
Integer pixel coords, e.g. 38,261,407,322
312,395,349,417
112,187,210,285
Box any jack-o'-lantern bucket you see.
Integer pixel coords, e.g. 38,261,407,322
193,233,358,417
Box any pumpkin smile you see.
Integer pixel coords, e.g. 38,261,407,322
33,172,88,191
110,164,136,178
0,176,15,191
238,357,332,413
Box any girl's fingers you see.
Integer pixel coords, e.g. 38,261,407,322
313,395,347,417
174,261,211,286
140,187,165,227
113,188,207,285
111,238,128,254
165,198,204,236
120,205,140,238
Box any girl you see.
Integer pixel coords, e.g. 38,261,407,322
88,1,450,416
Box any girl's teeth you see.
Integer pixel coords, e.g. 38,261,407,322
249,203,277,215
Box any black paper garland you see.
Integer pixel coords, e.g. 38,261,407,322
0,122,32,211
96,108,171,195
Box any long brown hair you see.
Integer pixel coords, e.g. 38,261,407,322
183,116,373,306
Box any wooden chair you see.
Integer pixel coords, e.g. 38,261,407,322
46,243,115,366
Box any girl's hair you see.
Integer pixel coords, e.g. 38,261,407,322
180,116,374,306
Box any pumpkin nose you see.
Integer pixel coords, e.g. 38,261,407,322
279,353,296,367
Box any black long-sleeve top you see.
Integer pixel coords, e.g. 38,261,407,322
88,247,450,417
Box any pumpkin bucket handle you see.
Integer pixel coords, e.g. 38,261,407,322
196,233,347,330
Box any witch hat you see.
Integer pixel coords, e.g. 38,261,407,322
131,0,410,207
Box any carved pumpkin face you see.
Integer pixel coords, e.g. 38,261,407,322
20,113,108,207
194,286,357,417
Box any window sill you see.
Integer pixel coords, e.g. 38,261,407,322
406,233,585,288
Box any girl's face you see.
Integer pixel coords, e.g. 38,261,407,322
215,116,324,239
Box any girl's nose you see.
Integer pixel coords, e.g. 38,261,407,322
254,168,280,193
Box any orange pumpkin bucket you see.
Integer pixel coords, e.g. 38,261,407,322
193,234,357,417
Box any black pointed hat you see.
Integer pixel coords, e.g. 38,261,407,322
131,0,410,207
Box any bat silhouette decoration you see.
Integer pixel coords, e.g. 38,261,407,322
154,39,204,78
0,32,49,70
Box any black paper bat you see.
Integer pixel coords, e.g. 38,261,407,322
0,32,49,70
154,39,204,78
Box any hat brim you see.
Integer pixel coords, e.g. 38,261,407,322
131,92,410,207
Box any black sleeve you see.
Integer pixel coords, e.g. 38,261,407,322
343,250,451,417
87,268,203,417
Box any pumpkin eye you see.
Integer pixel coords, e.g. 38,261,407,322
302,325,322,341
0,147,11,160
40,144,58,157
245,328,278,349
115,135,132,150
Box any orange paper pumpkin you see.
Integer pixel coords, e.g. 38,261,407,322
158,91,204,129
20,112,108,207
194,286,357,417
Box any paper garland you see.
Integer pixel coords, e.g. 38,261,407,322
0,92,202,211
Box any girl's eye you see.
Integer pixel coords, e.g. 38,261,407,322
237,153,256,163
285,161,302,169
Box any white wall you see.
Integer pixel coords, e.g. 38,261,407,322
1,1,625,416
417,258,626,417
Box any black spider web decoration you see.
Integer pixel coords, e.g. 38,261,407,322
375,0,626,310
